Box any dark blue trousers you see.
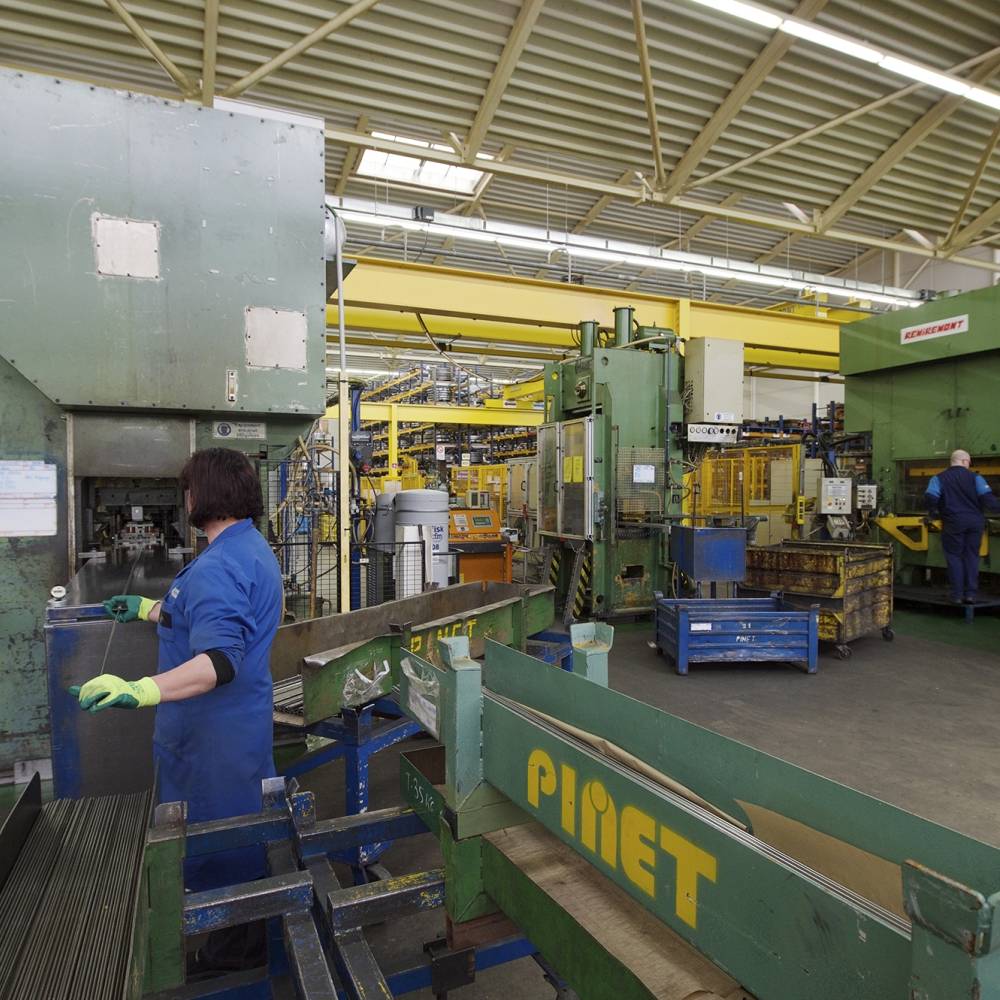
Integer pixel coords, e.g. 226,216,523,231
941,523,983,601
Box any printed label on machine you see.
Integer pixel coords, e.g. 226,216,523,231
690,622,712,632
900,313,968,345
0,460,57,537
213,421,267,440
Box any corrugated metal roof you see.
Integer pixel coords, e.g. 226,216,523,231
2,0,998,307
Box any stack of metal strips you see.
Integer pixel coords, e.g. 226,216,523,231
0,788,151,999
273,674,305,716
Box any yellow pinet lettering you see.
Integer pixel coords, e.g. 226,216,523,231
523,748,717,928
660,826,717,928
527,749,556,807
581,780,616,867
560,764,576,836
621,805,656,897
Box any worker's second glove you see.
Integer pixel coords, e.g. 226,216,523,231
103,595,158,623
69,674,161,712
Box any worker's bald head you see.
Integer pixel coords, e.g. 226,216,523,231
951,449,971,467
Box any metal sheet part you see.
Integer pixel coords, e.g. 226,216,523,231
45,551,185,797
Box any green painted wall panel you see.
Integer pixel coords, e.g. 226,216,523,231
0,358,68,767
841,285,1000,376
0,69,327,417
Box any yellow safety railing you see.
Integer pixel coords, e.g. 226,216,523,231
686,445,803,541
450,464,509,518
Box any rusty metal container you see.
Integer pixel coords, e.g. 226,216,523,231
741,540,893,659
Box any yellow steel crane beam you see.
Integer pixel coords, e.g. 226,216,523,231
328,257,845,373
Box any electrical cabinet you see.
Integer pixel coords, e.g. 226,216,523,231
684,338,744,424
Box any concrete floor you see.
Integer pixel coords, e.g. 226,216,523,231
298,612,1000,998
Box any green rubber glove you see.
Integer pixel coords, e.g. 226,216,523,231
103,595,158,623
69,674,161,712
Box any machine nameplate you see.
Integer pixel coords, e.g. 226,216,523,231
213,421,267,440
900,313,968,345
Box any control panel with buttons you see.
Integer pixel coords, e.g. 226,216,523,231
686,423,740,444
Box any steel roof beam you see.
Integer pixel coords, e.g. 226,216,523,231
818,52,1000,233
662,0,828,200
334,114,369,197
631,0,666,188
102,0,195,96
200,0,219,106
434,144,515,265
324,126,1000,274
464,0,546,162
684,44,1000,195
571,171,635,234
221,0,383,98
946,196,1000,253
627,193,743,290
942,118,1000,250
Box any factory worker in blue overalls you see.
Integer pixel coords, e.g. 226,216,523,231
71,447,283,973
925,449,1000,604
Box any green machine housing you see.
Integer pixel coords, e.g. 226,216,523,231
539,307,684,618
0,70,328,768
842,285,1000,585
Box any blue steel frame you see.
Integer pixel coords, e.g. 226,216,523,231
274,631,571,883
173,787,538,1000
277,696,423,881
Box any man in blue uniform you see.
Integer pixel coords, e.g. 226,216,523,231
71,447,283,971
925,449,1000,604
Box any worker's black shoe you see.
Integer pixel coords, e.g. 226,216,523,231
187,921,267,980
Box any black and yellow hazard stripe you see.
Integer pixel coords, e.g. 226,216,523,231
548,547,561,587
572,549,593,619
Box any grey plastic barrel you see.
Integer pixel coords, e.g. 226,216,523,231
369,491,397,605
373,492,396,546
395,488,451,589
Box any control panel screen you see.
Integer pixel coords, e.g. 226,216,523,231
472,515,493,527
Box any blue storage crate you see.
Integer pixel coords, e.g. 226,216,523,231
653,595,818,676
669,526,747,583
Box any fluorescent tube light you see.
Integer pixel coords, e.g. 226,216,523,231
779,20,882,63
332,199,921,308
686,0,781,30
878,56,970,96
968,87,1000,110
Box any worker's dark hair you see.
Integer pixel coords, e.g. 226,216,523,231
180,448,264,529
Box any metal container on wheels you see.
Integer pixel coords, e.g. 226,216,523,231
742,540,894,658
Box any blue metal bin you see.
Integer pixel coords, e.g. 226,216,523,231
669,526,747,583
653,594,818,676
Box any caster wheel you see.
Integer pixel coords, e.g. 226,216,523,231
881,627,895,641
835,644,852,660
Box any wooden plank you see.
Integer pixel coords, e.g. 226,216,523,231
483,823,752,1000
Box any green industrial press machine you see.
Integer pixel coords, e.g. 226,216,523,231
539,307,687,621
0,69,327,776
842,284,1000,590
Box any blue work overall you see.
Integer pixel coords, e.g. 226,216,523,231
154,518,283,889
925,467,999,602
